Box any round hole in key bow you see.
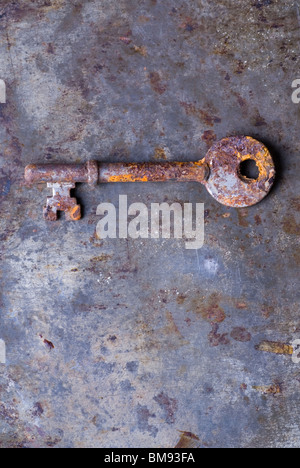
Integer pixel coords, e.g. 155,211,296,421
239,159,260,180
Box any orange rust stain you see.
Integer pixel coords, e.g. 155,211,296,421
256,341,293,356
70,206,81,221
108,174,148,183
241,139,272,181
194,158,206,166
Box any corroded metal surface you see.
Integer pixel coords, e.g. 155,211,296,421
0,0,299,449
204,136,275,207
25,159,209,184
25,159,209,219
98,160,208,184
44,183,81,221
25,161,99,185
24,136,275,217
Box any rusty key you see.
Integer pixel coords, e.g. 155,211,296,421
24,136,275,221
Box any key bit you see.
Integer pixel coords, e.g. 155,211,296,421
25,136,276,220
44,183,81,221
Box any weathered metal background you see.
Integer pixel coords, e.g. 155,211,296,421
0,0,299,448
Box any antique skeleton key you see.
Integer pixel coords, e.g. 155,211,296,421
25,136,275,221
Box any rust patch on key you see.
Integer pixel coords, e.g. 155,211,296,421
25,161,98,185
99,161,208,184
24,136,276,220
44,183,81,221
107,173,149,183
204,136,275,207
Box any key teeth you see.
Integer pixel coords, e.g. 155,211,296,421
43,182,81,221
43,204,81,221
